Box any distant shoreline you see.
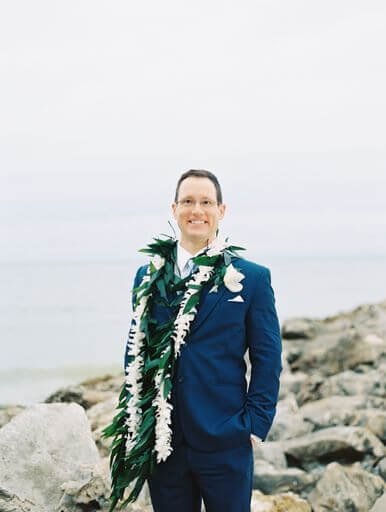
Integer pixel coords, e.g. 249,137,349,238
0,364,122,406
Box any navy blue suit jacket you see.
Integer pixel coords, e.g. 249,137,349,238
124,256,282,452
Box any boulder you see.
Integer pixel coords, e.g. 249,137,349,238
86,396,118,457
0,404,25,429
341,301,386,336
267,394,313,441
309,462,385,512
43,373,122,411
362,410,386,441
319,301,386,339
318,368,386,399
44,385,89,408
299,395,376,417
278,370,308,400
57,458,110,511
281,318,323,340
370,493,386,512
80,373,123,393
0,403,100,511
253,460,316,494
281,426,385,464
0,487,36,512
44,385,115,410
251,489,311,511
377,457,386,480
291,328,386,376
252,441,287,469
299,397,386,440
296,370,386,406
295,373,325,406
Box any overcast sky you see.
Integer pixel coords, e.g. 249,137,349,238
1,1,386,376
1,1,385,261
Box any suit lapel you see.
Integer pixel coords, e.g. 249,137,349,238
190,282,226,335
189,255,241,335
151,255,241,335
152,283,226,334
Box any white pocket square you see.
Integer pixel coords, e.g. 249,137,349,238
228,295,244,303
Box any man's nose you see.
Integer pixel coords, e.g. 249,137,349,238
192,201,204,213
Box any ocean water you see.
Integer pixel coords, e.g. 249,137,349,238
2,165,386,405
1,255,385,405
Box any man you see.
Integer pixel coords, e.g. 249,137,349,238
124,169,282,512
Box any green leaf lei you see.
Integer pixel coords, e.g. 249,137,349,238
102,235,245,511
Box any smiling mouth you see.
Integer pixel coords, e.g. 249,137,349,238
188,220,207,224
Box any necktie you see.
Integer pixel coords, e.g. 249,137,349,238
180,258,195,279
186,259,195,276
174,259,196,297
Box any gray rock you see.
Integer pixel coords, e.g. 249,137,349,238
252,441,287,469
278,370,309,399
44,385,115,410
57,458,110,512
0,404,25,429
0,403,100,512
43,373,121,411
0,486,36,512
282,300,386,378
291,328,386,376
251,489,312,511
377,457,386,480
296,370,386,406
282,318,323,339
267,394,314,441
253,460,316,494
309,461,385,511
86,395,118,457
344,301,386,336
281,426,385,464
279,346,292,373
86,395,117,431
299,395,375,417
319,369,386,399
299,397,386,440
363,410,386,441
320,300,386,340
295,373,326,406
79,373,123,393
44,385,89,408
370,492,386,512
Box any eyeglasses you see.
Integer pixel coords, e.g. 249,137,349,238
176,199,218,210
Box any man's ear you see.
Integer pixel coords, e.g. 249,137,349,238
219,203,226,220
171,203,177,219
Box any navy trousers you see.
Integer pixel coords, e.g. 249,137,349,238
147,438,254,512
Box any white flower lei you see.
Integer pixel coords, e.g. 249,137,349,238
124,237,235,463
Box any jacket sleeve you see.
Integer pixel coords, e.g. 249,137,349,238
246,267,282,441
123,266,145,375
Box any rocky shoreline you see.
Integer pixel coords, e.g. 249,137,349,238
1,300,385,511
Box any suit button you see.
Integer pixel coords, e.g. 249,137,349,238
178,377,184,383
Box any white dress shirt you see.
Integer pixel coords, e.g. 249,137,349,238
174,240,263,444
175,242,205,279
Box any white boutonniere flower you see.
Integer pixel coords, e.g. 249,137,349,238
223,264,245,293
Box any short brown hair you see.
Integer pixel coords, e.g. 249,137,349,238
174,169,223,204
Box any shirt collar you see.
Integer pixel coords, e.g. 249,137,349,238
176,238,216,276
176,243,202,275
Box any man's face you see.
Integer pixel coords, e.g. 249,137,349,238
172,177,226,246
